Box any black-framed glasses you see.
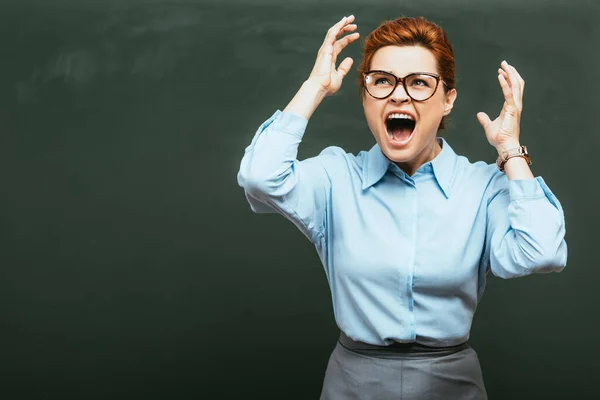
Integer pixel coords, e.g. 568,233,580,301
363,70,448,101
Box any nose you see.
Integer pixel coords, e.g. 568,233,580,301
389,83,410,103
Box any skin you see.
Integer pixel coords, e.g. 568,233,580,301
362,45,457,176
284,15,534,181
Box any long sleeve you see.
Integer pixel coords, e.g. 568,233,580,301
484,175,568,279
237,133,570,346
237,110,335,243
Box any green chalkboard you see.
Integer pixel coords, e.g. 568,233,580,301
0,0,598,398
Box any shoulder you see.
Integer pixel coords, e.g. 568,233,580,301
309,145,366,178
459,156,504,181
453,150,508,199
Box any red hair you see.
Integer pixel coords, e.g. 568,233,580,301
357,16,456,129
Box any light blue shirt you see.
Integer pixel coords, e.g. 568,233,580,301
237,110,568,347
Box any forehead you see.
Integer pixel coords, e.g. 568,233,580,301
370,45,438,75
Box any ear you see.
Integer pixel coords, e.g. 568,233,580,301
443,88,457,116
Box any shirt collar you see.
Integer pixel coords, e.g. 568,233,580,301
362,143,391,190
362,137,458,198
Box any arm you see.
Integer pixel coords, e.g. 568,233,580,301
237,107,332,242
238,79,326,200
237,15,359,241
485,175,567,278
477,61,567,277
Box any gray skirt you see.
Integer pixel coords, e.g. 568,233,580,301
319,332,488,400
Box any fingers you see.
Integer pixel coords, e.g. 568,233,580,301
317,16,355,68
319,16,359,73
317,17,343,60
342,23,357,32
337,57,354,78
503,61,525,88
476,112,491,129
323,15,355,49
310,16,358,92
498,68,518,113
333,30,360,56
499,60,524,110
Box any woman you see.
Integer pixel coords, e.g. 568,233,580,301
237,15,567,399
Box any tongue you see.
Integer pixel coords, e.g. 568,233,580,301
391,127,413,141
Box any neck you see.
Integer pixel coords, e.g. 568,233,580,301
395,137,442,176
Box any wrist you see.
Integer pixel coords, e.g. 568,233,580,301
283,80,328,121
495,140,522,156
495,144,531,173
302,79,328,101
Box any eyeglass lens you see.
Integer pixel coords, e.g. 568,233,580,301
365,72,438,100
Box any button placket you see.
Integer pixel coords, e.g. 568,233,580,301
406,182,417,340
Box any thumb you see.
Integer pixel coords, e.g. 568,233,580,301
476,112,491,130
336,57,354,79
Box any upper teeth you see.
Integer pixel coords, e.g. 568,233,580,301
387,113,414,120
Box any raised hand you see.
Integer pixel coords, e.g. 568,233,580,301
307,15,360,97
476,60,525,151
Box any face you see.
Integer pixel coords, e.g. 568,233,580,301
362,45,457,175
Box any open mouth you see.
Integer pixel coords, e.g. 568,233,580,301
386,117,416,143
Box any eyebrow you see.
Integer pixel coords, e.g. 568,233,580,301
373,70,437,76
